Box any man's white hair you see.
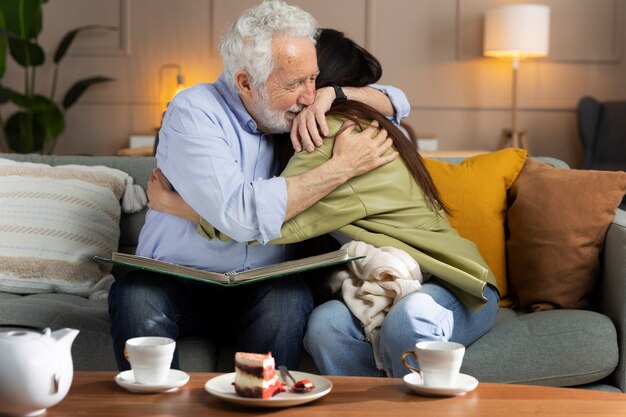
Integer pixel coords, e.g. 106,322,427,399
219,0,318,90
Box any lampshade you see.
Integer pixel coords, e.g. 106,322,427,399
483,4,550,60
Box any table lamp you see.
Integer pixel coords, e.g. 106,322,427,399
158,63,186,126
483,4,550,149
155,64,186,154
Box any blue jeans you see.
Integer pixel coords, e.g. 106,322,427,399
303,279,499,377
108,270,314,371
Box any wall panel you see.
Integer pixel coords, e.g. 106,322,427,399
457,0,622,62
42,0,129,56
2,0,625,167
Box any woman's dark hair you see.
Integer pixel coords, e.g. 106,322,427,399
328,101,448,213
275,28,448,213
315,28,382,88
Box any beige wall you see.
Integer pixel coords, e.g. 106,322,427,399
2,0,625,167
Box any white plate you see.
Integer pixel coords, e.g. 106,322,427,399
114,369,190,393
204,371,332,408
403,373,478,397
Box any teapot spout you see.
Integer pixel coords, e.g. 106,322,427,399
50,328,79,349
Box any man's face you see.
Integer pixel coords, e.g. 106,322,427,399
251,35,318,133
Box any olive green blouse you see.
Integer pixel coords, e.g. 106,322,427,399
197,117,497,311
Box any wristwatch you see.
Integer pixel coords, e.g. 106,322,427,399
331,83,347,104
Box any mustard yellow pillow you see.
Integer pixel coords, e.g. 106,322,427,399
423,148,527,306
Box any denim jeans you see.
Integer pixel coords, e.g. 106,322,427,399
303,279,499,377
108,270,314,371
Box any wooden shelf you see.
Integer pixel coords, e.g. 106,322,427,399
118,146,154,156
420,150,488,158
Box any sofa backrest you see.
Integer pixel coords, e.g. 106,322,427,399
0,153,568,255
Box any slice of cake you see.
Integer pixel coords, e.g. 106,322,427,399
234,352,284,398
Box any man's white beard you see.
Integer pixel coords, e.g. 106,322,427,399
254,88,303,133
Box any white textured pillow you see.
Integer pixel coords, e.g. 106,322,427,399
0,158,147,297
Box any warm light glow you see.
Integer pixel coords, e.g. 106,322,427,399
174,84,186,96
483,4,550,61
158,64,185,127
482,4,550,149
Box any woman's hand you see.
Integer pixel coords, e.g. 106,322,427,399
147,168,200,223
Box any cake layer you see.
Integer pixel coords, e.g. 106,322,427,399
234,374,282,399
234,372,279,389
234,351,284,399
235,352,274,368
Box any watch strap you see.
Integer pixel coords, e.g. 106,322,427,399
331,83,347,103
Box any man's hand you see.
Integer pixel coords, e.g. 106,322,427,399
283,119,397,221
329,120,398,179
290,86,335,152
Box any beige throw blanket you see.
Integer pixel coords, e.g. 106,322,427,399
326,240,426,373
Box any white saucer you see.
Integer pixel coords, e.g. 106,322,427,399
403,373,478,397
114,369,190,393
205,371,332,408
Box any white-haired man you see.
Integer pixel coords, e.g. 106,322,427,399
109,0,409,371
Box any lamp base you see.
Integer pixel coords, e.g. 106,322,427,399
500,128,528,149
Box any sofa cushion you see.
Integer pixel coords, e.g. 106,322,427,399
0,153,156,255
462,308,618,386
424,148,527,306
0,158,146,297
0,292,218,371
507,158,626,310
0,292,115,370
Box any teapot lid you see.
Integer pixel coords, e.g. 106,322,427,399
0,327,50,342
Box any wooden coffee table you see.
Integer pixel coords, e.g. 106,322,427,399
44,372,626,416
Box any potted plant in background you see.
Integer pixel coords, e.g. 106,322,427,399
0,0,116,154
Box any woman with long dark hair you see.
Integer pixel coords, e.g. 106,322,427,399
147,29,499,377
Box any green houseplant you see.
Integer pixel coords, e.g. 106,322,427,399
0,0,115,154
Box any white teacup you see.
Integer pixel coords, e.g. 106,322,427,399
125,336,175,385
401,341,465,387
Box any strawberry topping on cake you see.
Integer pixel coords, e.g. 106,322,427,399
293,378,315,391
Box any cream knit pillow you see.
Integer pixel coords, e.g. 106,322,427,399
0,158,146,298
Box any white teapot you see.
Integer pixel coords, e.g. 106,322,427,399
0,327,79,416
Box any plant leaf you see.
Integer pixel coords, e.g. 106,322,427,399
5,97,63,153
0,85,29,107
6,111,45,153
29,94,55,112
0,8,6,78
0,0,44,40
0,0,44,67
54,25,117,64
0,28,28,40
32,96,64,137
62,76,113,109
7,37,44,66
0,85,8,104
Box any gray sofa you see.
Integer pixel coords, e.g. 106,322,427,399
1,153,624,392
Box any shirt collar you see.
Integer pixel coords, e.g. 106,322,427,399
215,73,260,134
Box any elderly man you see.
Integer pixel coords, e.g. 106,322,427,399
108,0,409,371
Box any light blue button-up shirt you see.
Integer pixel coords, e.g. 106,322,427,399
136,73,410,274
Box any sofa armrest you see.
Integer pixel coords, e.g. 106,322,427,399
600,208,626,391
